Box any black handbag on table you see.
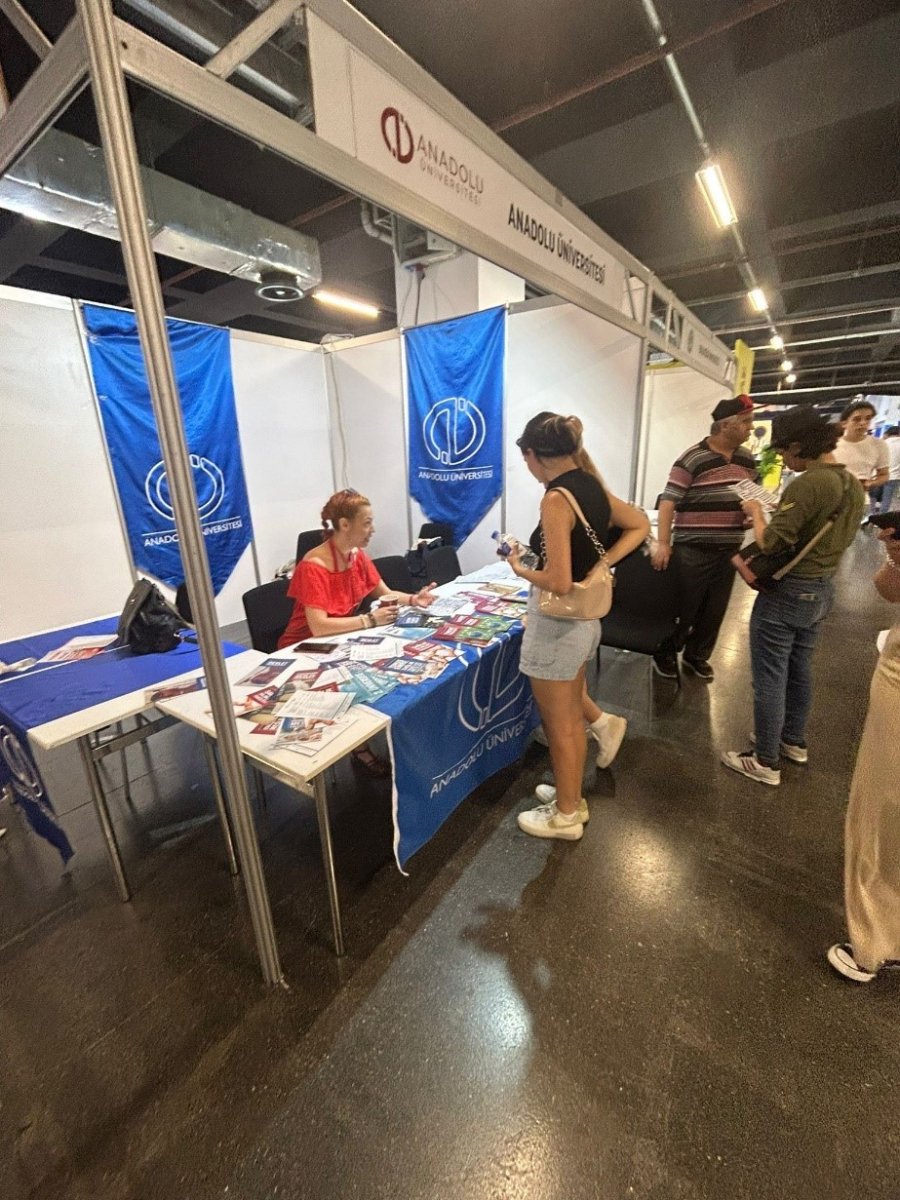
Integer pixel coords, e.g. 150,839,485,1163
116,578,191,655
731,472,852,593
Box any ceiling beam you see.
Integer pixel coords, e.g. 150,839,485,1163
712,301,900,335
689,262,900,307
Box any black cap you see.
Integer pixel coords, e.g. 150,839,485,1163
712,394,754,421
769,406,831,449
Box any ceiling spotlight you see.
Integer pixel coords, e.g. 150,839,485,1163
786,372,797,384
255,269,305,302
313,289,380,318
769,333,785,351
696,162,737,228
780,359,794,373
748,287,767,313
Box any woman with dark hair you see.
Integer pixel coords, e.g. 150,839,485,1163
278,489,436,649
507,413,649,840
722,407,865,785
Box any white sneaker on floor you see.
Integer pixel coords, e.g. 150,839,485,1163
517,800,584,840
749,733,808,764
827,943,877,983
720,750,781,786
534,785,589,823
592,714,627,769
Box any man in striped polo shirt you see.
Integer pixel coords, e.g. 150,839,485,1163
651,395,757,681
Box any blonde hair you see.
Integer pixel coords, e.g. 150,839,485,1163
321,488,370,536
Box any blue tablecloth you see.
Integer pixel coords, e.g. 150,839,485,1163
0,618,243,862
373,626,538,870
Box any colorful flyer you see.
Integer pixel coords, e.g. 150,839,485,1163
235,657,294,687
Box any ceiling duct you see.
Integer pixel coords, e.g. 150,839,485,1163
118,0,313,121
360,201,459,269
0,127,321,296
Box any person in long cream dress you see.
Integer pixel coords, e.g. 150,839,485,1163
827,527,900,982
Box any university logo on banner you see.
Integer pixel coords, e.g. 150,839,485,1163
405,306,505,546
82,305,253,593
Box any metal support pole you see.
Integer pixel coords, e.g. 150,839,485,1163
77,0,282,985
78,736,130,902
628,280,651,505
313,772,344,956
202,735,239,876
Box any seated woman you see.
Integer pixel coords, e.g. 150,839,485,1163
278,488,436,773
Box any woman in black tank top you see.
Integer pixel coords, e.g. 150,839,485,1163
508,412,650,841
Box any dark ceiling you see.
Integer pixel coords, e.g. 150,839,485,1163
1,0,899,401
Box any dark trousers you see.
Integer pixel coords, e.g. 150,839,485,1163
665,543,738,662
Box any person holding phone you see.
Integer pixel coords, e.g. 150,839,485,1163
277,488,437,773
506,413,649,840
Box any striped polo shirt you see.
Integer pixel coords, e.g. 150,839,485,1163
661,439,758,549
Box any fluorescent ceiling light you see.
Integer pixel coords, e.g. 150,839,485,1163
785,373,797,384
313,290,380,318
769,333,785,351
696,162,737,228
748,287,767,313
780,359,794,372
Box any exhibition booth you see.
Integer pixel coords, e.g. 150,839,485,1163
0,0,734,981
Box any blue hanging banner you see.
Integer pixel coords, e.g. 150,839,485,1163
82,305,253,593
405,306,506,546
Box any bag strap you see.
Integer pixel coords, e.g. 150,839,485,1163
772,470,852,582
541,486,607,566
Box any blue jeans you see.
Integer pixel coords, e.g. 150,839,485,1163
749,575,834,767
880,479,899,514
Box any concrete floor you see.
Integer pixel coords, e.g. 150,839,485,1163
1,533,897,1200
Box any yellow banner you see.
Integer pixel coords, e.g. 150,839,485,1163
733,338,755,396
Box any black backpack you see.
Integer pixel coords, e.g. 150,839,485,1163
116,578,190,655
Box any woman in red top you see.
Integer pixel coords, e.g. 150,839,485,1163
278,489,437,648
278,489,436,774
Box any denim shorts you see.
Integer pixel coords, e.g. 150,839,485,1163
519,588,601,681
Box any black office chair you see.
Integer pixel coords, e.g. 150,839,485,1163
423,544,461,586
296,528,323,563
418,521,455,547
372,555,419,594
242,578,294,653
598,547,682,699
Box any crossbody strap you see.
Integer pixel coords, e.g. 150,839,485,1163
541,486,607,565
772,470,852,581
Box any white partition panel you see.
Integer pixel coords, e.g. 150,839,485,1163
638,366,727,508
0,290,134,640
324,334,411,559
230,330,332,587
504,302,643,543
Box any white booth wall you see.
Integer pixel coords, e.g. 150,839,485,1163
2,287,647,642
325,299,644,575
637,365,728,508
0,286,332,641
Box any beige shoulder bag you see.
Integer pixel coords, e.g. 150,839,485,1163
538,487,614,620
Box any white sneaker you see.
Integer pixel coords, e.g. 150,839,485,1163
720,750,781,787
592,713,627,769
534,785,589,823
517,800,584,840
827,943,877,983
749,733,808,764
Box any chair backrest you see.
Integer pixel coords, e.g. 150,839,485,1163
418,521,455,546
599,547,681,657
610,548,680,622
242,578,294,653
296,528,323,563
372,555,418,593
424,545,462,586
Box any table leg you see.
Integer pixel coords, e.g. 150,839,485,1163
313,772,345,957
202,735,239,877
78,736,130,903
116,721,131,803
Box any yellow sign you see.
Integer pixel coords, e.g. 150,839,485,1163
733,338,755,396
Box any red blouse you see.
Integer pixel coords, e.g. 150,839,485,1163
277,544,381,648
